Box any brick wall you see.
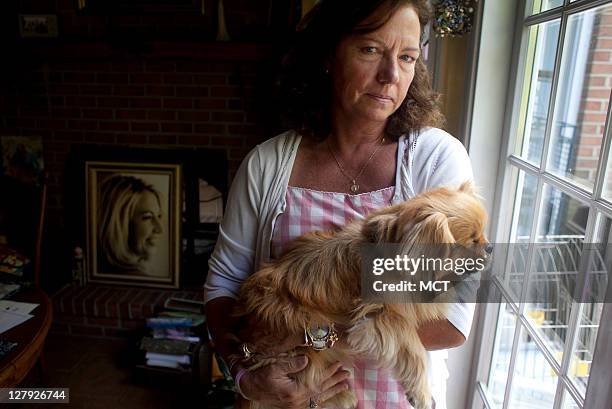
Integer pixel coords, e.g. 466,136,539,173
575,9,612,193
3,57,271,201
0,0,294,290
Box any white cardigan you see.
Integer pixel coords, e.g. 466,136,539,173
204,128,475,408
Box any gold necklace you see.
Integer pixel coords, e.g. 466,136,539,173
327,136,385,194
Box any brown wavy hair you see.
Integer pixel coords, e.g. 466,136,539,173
278,0,444,140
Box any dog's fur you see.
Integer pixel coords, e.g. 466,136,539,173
232,182,488,409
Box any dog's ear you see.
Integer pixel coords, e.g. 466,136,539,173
398,211,455,263
458,180,476,194
362,207,400,242
411,212,455,244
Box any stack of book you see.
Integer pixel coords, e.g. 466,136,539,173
139,297,206,372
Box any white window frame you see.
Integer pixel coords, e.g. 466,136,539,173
467,0,612,408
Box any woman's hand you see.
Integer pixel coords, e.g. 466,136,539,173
239,358,351,409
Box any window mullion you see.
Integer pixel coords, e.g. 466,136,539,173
525,8,564,26
518,175,545,314
501,172,546,409
501,313,525,409
539,4,567,181
500,140,548,409
552,303,586,409
553,206,599,408
477,381,497,409
518,311,564,373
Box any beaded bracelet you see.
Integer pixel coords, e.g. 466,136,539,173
234,367,251,400
228,356,241,373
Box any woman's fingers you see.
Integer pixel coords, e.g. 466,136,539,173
319,366,351,392
322,361,344,378
259,358,350,408
316,378,351,404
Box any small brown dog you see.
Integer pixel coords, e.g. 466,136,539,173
231,182,489,409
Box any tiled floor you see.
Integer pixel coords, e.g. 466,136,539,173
14,333,235,409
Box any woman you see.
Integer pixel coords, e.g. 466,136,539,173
204,0,474,408
98,175,164,275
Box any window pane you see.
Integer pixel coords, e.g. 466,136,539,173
507,169,539,301
605,147,612,201
507,327,559,409
514,20,561,165
488,303,517,408
561,389,581,409
570,215,611,396
525,185,589,363
547,4,612,190
527,0,564,16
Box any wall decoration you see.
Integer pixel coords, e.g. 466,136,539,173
65,145,227,289
1,136,44,185
85,161,182,289
18,15,59,38
433,0,477,38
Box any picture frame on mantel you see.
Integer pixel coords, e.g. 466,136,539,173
85,161,182,289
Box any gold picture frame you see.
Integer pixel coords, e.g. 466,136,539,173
85,161,182,289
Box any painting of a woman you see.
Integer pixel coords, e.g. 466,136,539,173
86,162,181,288
98,175,165,276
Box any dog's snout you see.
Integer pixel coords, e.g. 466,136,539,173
485,243,493,254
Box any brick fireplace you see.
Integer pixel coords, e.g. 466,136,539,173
51,285,205,338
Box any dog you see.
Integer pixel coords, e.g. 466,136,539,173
231,181,489,409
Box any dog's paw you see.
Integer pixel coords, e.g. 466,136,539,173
324,388,358,409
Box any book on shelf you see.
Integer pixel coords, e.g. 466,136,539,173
163,296,205,314
140,337,194,355
157,311,205,326
151,327,200,342
145,317,193,328
145,351,191,365
145,358,185,370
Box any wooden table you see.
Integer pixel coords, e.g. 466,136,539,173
0,288,53,386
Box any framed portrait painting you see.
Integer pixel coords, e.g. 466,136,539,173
85,161,181,289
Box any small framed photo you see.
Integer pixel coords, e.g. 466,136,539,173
18,15,59,38
85,161,182,289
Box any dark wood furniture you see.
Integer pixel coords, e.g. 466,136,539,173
0,287,53,387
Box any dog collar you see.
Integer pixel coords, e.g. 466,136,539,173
303,323,338,351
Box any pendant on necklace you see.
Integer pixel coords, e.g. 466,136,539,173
350,181,359,193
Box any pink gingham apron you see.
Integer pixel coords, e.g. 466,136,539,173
271,186,413,409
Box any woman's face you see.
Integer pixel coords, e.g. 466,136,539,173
330,4,421,125
130,190,163,260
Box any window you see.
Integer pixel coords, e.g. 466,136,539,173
472,1,612,408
